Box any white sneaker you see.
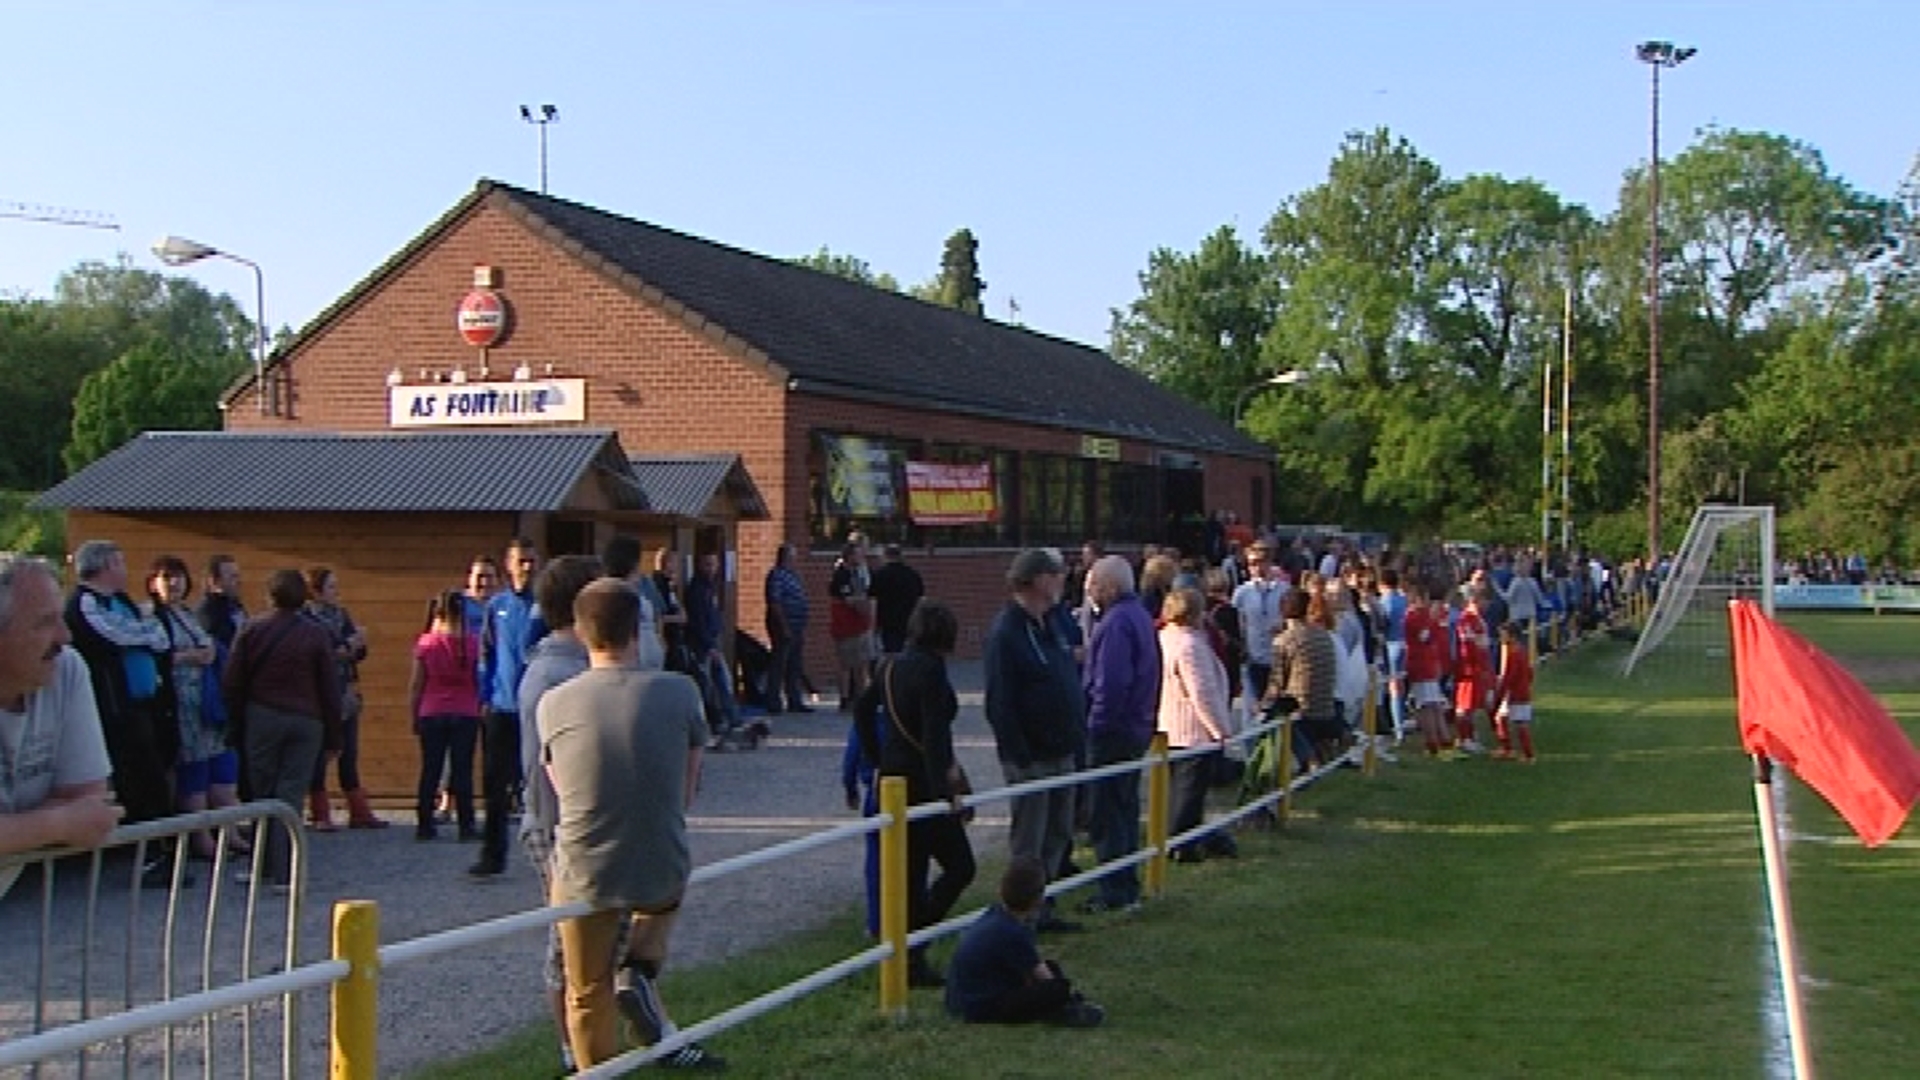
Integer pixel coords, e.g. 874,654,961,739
1460,739,1485,755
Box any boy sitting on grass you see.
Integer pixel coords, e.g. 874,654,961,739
945,856,1105,1028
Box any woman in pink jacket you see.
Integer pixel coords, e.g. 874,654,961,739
1157,588,1239,862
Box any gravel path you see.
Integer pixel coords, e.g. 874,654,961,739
1,663,1006,1078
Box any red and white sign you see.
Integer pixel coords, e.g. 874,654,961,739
456,289,508,347
905,461,997,525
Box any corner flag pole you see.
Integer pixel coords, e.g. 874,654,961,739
1736,587,1812,1079
1750,751,1815,1079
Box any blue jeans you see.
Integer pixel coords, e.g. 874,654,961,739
702,651,741,732
1088,731,1146,906
1383,641,1407,734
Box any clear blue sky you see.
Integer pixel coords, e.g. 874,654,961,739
4,1,1914,349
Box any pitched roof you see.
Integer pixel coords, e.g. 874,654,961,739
496,182,1268,459
233,180,1269,461
36,430,644,513
628,455,769,520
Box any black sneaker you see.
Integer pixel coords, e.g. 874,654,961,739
466,859,504,880
1056,999,1106,1028
615,963,667,1047
654,1043,726,1071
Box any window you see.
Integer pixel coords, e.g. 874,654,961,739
1092,461,1159,544
1018,454,1087,548
809,431,914,547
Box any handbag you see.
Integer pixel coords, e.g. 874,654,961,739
200,641,230,729
881,658,973,821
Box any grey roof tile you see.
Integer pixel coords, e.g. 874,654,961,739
36,430,639,513
497,183,1269,459
628,455,770,521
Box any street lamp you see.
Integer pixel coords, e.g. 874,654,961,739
152,235,268,415
1635,39,1696,571
1232,369,1310,425
519,104,559,194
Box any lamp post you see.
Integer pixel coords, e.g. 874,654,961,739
1232,369,1310,425
152,235,268,415
519,104,559,194
1635,39,1695,571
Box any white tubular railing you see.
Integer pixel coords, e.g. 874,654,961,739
6,706,1382,1080
0,800,309,1078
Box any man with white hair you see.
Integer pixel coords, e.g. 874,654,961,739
1,554,120,890
1080,555,1160,914
65,541,176,867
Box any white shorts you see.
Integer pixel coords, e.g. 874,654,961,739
1500,703,1533,724
1410,680,1446,708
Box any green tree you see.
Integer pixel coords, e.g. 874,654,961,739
1109,225,1275,419
0,301,103,490
63,341,246,472
53,257,254,360
789,247,900,292
1261,127,1444,389
923,228,986,315
0,259,256,487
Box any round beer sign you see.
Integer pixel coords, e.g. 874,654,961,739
456,289,508,347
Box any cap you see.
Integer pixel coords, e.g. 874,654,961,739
1007,547,1065,588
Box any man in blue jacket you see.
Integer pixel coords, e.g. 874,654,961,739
983,548,1084,932
474,537,539,877
1081,555,1160,913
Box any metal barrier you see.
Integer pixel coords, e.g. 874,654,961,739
0,800,309,1078
4,721,1377,1079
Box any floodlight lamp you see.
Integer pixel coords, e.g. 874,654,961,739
152,235,218,266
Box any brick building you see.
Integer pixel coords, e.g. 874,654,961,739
42,179,1270,795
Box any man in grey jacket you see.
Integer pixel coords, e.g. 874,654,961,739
510,555,602,1077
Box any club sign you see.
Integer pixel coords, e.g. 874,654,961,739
457,289,508,348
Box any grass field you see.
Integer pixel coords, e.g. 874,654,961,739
416,614,1920,1079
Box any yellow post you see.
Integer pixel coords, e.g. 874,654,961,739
1145,732,1169,898
330,900,380,1080
1276,715,1295,824
1362,669,1380,777
877,776,909,1017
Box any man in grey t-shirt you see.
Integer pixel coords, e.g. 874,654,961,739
1,555,120,897
537,579,716,1071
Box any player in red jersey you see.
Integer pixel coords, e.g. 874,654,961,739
1491,622,1536,762
1452,587,1493,753
1402,579,1450,756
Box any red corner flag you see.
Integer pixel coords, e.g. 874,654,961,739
1729,600,1920,847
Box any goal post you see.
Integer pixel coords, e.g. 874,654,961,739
1623,504,1776,676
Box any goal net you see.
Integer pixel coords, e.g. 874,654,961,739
1623,504,1775,678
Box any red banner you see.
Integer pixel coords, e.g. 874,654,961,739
904,461,995,525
